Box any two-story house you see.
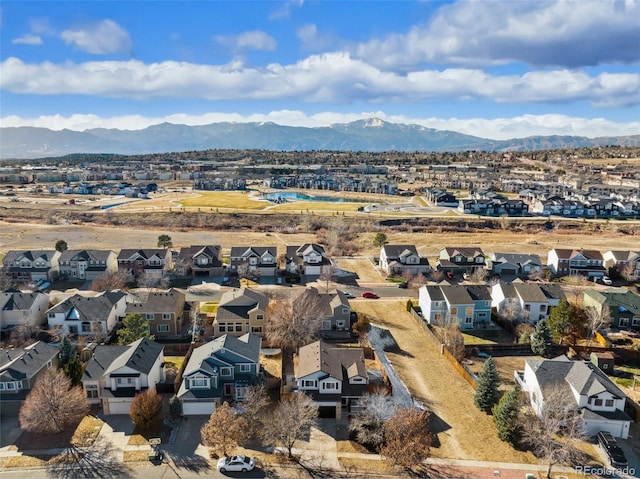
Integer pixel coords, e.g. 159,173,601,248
58,249,118,281
214,288,269,337
296,340,368,419
603,250,640,280
491,282,563,324
2,250,60,283
117,248,172,282
436,247,486,276
229,246,277,277
125,289,186,338
293,287,352,334
46,291,127,337
0,291,49,333
175,245,223,278
547,249,606,279
583,288,640,331
81,338,165,415
379,245,431,277
488,253,543,279
285,244,332,276
177,333,261,415
418,285,491,330
0,341,59,416
515,356,632,438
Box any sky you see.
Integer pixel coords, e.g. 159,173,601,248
1,0,639,140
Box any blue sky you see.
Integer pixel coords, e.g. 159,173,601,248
1,0,639,139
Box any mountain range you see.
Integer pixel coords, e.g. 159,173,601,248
1,118,639,159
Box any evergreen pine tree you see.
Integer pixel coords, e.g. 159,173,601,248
492,387,521,446
58,335,75,366
531,320,553,357
63,354,84,387
117,313,154,345
547,299,571,343
474,357,501,413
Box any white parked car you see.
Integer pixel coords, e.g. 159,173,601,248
217,455,255,473
602,276,613,285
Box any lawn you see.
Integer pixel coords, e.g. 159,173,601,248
164,355,185,372
271,201,367,213
334,257,383,283
465,355,541,390
200,301,219,313
178,192,268,210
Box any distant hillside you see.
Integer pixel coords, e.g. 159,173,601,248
1,119,639,159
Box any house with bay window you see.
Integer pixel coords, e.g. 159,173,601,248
46,291,127,337
177,333,261,415
81,338,165,415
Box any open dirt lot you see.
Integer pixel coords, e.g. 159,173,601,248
351,300,537,463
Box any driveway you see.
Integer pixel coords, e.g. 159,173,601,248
0,416,21,449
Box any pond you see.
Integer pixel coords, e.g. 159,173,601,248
260,192,360,203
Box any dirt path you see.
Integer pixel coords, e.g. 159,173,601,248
351,300,537,463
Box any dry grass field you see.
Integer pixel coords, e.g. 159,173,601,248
334,257,384,283
350,300,537,463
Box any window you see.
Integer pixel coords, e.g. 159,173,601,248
0,383,4,390
190,377,209,388
477,312,487,318
239,364,251,373
218,324,226,333
146,313,154,320
605,399,614,407
157,324,169,333
86,385,99,398
465,317,473,324
235,386,246,400
594,399,603,406
162,313,171,320
256,314,264,321
633,318,640,326
235,323,243,332
251,326,263,333
220,368,232,377
81,322,91,332
116,377,135,386
302,380,317,388
476,256,484,263
47,360,53,369
465,307,473,315
450,307,458,315
322,382,338,390
619,318,629,327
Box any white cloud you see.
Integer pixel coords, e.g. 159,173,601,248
2,55,638,107
2,111,638,141
354,0,640,69
30,17,55,36
269,0,304,20
61,19,132,54
214,31,277,52
297,24,335,51
12,34,42,45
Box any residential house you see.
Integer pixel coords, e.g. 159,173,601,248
229,246,278,277
515,356,632,438
82,338,165,415
436,247,486,276
285,244,332,276
214,288,269,337
2,250,60,283
0,341,59,416
46,291,127,337
488,253,543,279
296,340,368,418
491,282,562,324
177,333,261,415
125,289,186,338
58,249,118,281
603,250,640,280
117,248,172,282
547,249,606,279
294,287,352,334
0,291,49,334
379,245,431,277
583,288,640,331
175,245,223,278
418,285,491,330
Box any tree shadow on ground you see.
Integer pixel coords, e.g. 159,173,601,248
46,437,133,479
166,451,212,472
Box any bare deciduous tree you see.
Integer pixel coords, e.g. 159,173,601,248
19,369,89,434
349,388,397,450
379,407,432,470
441,313,465,361
265,293,325,351
89,271,128,292
129,389,162,429
240,383,270,440
469,267,488,283
408,272,429,289
430,270,445,283
268,392,318,459
585,304,612,347
621,261,637,282
564,274,589,305
501,298,523,327
201,402,248,457
318,263,337,293
0,266,14,291
521,383,587,479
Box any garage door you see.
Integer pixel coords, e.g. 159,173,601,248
586,420,625,439
318,406,337,418
183,401,216,416
108,399,132,415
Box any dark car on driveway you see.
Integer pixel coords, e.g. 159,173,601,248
398,282,408,289
597,431,628,467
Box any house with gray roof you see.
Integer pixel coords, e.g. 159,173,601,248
46,291,127,337
488,252,543,279
175,245,223,278
293,287,352,334
81,338,165,415
296,340,368,419
491,282,564,324
0,291,49,334
117,248,172,282
583,288,640,331
418,284,491,330
58,249,118,281
2,250,60,283
547,248,606,278
603,250,640,281
177,333,261,415
126,288,186,338
516,356,632,438
379,244,431,277
214,288,268,337
229,246,277,277
0,341,59,416
436,246,486,276
285,244,332,276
